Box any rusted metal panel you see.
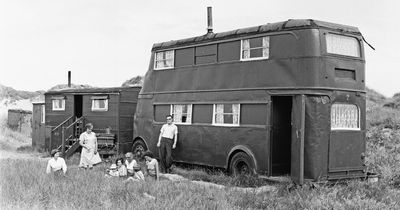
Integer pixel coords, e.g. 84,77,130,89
291,95,305,185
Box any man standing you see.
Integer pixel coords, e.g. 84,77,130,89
157,115,178,173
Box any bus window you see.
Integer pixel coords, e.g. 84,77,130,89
171,104,192,124
326,33,360,57
331,103,360,130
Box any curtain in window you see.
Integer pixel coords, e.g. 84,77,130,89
186,105,192,123
173,105,183,123
326,34,360,57
242,40,250,59
165,51,173,67
215,104,224,124
232,104,240,124
262,36,270,58
93,100,100,109
331,104,359,129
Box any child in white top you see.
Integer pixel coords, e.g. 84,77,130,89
46,149,67,175
106,164,119,177
125,152,144,181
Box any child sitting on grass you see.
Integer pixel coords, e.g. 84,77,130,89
143,150,159,181
116,158,127,177
105,164,119,177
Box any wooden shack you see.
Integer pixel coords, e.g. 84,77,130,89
7,109,32,135
37,86,140,157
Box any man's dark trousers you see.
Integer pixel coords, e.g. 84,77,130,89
159,137,173,173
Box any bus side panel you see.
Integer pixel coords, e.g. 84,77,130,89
166,125,269,173
304,95,330,180
328,91,366,177
134,98,158,154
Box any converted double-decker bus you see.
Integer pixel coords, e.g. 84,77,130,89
132,19,367,184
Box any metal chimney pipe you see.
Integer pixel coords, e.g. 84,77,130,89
207,7,213,34
68,71,71,87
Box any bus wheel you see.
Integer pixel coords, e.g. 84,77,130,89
132,139,147,156
229,152,254,176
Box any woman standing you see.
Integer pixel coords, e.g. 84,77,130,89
79,123,102,169
46,149,67,175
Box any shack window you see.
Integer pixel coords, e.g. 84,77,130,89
52,98,65,111
241,36,270,61
326,34,360,57
213,104,240,126
331,104,360,130
171,104,192,124
91,96,108,111
41,105,45,124
154,50,174,70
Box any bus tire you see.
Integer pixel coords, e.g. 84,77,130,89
229,152,255,176
132,139,147,155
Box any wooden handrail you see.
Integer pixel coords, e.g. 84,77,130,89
61,116,85,156
51,115,74,132
65,117,83,130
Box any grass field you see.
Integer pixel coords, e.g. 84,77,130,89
1,104,400,209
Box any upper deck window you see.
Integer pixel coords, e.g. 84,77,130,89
52,97,65,111
241,36,270,61
326,34,360,57
331,103,360,130
154,50,174,70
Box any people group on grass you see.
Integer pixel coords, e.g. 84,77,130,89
47,115,176,182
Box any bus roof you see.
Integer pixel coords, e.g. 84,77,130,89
152,19,360,51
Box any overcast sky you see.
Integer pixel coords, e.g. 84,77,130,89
0,0,399,97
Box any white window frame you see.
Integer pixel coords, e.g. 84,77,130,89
325,33,361,57
212,103,240,127
170,104,192,124
41,105,45,124
52,98,65,111
240,36,270,61
331,103,360,130
154,50,175,70
91,98,109,112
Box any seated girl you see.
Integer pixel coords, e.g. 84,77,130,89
116,158,127,177
46,149,67,176
143,150,159,181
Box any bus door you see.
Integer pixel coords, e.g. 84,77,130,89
291,95,305,185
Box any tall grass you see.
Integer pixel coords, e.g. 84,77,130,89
1,158,399,209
